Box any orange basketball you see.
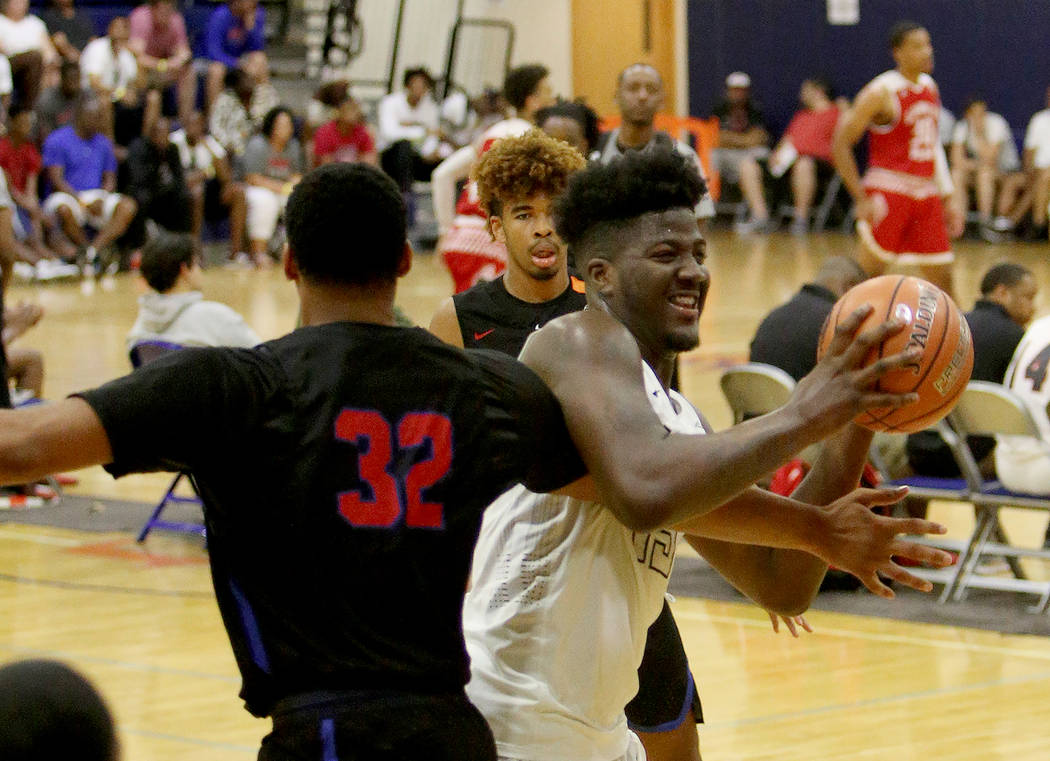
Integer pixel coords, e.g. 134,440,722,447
816,275,974,434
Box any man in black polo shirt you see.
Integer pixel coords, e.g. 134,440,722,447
907,261,1037,477
749,256,867,380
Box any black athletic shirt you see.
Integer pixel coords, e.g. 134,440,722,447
453,275,587,355
76,322,584,717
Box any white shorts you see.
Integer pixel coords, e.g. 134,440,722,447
43,189,124,228
498,731,646,761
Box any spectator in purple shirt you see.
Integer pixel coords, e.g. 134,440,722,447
42,96,137,271
204,0,267,114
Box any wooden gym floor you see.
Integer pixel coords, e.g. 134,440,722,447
2,229,1050,760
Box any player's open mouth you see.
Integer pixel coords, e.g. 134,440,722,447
531,245,558,268
669,293,699,313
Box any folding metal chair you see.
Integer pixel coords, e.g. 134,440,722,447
939,381,1050,611
719,362,795,424
128,341,207,543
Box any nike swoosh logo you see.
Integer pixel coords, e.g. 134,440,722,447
474,328,495,340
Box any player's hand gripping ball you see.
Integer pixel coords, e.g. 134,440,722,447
817,275,974,433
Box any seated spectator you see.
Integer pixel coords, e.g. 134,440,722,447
995,85,1050,241
204,0,267,113
128,230,259,349
907,262,1037,479
749,256,867,380
209,65,278,159
241,105,303,267
0,658,118,760
80,17,148,149
377,67,451,193
712,71,771,233
128,0,193,124
35,59,88,142
768,77,841,235
998,312,1050,506
0,103,76,277
950,95,1022,240
42,96,138,272
592,63,714,225
124,116,191,234
3,299,43,399
312,90,375,166
171,111,246,263
0,0,56,107
41,0,93,64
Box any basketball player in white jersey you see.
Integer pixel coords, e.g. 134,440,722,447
464,149,954,761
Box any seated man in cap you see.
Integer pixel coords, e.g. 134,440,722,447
712,71,772,232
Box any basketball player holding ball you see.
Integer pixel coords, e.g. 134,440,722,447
833,21,965,299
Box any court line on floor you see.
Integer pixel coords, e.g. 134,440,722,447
701,667,1050,730
0,643,240,684
0,571,213,598
0,528,85,546
673,607,1050,661
119,727,257,755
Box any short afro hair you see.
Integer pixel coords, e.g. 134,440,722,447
889,20,925,49
554,148,704,260
980,262,1032,296
402,66,434,90
0,659,118,761
503,64,548,111
473,128,586,219
285,163,406,286
536,100,601,154
140,231,196,293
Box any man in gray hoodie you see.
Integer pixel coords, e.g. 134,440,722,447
127,231,259,351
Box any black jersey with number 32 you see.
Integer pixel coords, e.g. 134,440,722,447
76,323,582,717
454,276,587,355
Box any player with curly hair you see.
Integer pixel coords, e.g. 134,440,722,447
429,129,585,351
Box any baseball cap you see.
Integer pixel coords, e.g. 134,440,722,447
726,71,751,88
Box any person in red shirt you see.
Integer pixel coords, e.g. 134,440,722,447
0,102,71,270
311,91,376,168
770,78,841,234
833,20,964,298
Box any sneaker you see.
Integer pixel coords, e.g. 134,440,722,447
34,258,80,280
979,224,1011,244
789,217,809,236
12,261,34,280
991,215,1014,233
224,252,255,270
734,216,774,234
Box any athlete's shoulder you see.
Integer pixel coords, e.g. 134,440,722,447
520,308,641,383
918,73,939,93
870,70,906,93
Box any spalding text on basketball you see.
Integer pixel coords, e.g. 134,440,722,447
904,286,938,374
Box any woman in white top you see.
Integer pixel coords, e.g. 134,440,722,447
0,0,56,105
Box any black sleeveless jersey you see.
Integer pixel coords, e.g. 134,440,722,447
453,275,588,356
77,323,583,717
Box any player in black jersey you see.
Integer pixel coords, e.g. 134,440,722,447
430,129,586,352
0,163,587,761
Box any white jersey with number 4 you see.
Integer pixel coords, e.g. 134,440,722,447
998,314,1050,494
464,362,705,761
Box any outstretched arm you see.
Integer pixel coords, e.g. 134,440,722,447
0,399,113,483
520,303,919,531
682,424,951,607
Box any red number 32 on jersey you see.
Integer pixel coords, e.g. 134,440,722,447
335,409,453,529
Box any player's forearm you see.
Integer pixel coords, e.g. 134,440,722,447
687,535,823,617
832,133,865,202
791,424,874,507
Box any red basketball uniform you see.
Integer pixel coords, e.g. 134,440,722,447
859,71,952,264
439,119,531,293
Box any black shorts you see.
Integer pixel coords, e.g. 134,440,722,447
625,600,703,732
259,689,496,761
203,178,229,221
